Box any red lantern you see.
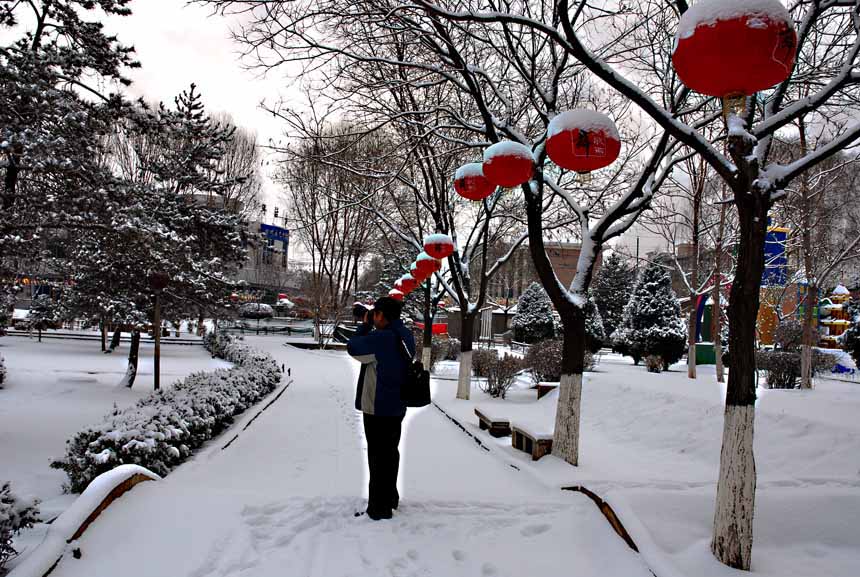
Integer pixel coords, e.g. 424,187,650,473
482,141,534,188
547,110,621,174
415,252,439,278
388,289,404,301
410,262,429,284
423,233,455,260
229,293,239,303
672,0,797,98
453,163,495,201
399,274,417,294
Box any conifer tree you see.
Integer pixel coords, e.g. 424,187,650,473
593,253,636,340
512,282,555,343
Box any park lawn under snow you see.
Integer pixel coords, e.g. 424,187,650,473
19,338,651,577
432,352,860,577
0,334,230,523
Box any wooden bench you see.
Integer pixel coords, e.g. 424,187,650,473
511,425,553,461
474,407,511,438
536,383,558,400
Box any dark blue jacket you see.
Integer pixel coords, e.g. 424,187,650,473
347,319,415,417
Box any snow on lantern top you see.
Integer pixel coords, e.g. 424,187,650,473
388,289,404,301
672,0,797,98
410,261,429,283
453,162,495,201
424,233,455,260
546,110,621,173
399,273,417,294
482,141,534,188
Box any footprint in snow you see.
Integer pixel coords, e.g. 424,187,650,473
451,550,466,562
481,562,498,576
520,523,551,537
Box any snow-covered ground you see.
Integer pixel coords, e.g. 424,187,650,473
16,338,651,577
433,352,860,577
0,335,230,521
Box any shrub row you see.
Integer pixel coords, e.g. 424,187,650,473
756,349,839,389
51,334,282,493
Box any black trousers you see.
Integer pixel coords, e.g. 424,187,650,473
363,413,404,514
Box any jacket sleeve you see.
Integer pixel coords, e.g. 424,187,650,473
347,323,390,361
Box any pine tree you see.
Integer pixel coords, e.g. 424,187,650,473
584,296,606,354
593,253,636,339
844,299,860,368
617,261,687,370
512,282,555,343
27,294,59,342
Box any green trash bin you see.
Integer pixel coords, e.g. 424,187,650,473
696,342,716,365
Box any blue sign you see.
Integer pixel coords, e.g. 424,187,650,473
762,226,788,287
260,223,289,243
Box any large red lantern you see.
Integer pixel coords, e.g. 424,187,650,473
415,252,439,278
410,262,429,284
547,110,621,174
399,273,417,294
388,289,404,301
482,142,534,188
672,0,797,99
453,163,495,201
424,233,455,260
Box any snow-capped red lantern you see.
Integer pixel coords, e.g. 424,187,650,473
672,0,797,99
415,252,439,278
423,233,455,260
546,110,621,174
229,293,239,303
482,142,534,188
410,262,429,284
388,289,404,301
453,163,495,201
399,273,417,294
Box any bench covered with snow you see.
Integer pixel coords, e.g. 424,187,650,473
511,423,553,461
474,406,511,438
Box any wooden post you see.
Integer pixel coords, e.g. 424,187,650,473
154,292,161,391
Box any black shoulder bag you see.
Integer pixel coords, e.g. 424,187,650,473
395,333,431,408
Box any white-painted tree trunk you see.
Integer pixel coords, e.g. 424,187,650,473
422,346,432,369
456,350,473,400
552,372,582,466
712,404,756,570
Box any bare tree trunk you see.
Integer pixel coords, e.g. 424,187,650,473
456,311,476,400
688,170,703,379
712,188,768,570
100,319,107,352
799,119,816,390
688,299,698,378
108,327,122,353
421,284,434,368
553,312,587,466
714,202,727,384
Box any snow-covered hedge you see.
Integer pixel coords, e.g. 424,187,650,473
0,353,6,388
51,334,282,493
1,482,40,570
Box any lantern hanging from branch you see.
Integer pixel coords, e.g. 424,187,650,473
424,233,455,260
672,0,797,114
410,262,429,284
388,289,404,301
546,110,621,178
415,252,439,278
482,141,534,188
399,273,418,294
453,163,495,201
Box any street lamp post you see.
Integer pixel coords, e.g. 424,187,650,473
148,271,170,391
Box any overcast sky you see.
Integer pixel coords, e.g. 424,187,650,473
104,0,299,210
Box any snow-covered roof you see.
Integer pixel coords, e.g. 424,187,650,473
677,0,793,40
548,109,619,139
833,284,850,295
483,141,534,162
12,308,29,320
454,162,485,180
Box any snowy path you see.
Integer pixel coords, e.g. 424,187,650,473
45,339,651,577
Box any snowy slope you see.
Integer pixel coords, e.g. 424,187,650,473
36,338,651,577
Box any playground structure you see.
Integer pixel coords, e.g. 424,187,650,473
818,284,852,349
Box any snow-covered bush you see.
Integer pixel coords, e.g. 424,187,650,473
756,350,800,389
481,354,524,399
843,299,860,367
52,334,282,493
512,283,555,343
444,337,460,361
0,354,6,388
584,297,607,353
239,302,274,320
616,262,687,370
524,339,594,384
472,348,498,379
773,319,818,352
1,481,41,570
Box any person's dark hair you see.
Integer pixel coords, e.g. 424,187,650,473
352,303,370,321
373,297,402,323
